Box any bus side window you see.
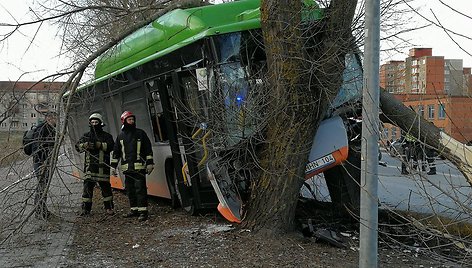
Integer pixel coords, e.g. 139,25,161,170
149,90,168,142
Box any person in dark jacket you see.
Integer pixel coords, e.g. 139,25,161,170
425,146,437,175
33,111,57,220
111,111,154,221
75,113,115,216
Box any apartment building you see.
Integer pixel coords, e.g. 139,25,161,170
0,81,63,132
380,48,472,143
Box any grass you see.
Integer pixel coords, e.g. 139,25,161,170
0,131,27,167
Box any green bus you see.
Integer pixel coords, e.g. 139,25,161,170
66,0,363,222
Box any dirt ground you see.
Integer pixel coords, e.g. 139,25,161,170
62,189,453,267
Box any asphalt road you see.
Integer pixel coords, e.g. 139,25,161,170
0,150,81,268
303,151,472,222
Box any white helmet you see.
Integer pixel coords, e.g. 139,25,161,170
89,113,104,125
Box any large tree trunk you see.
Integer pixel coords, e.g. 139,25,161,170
242,0,308,234
243,0,357,234
380,89,472,186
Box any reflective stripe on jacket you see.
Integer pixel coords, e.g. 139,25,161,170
111,128,153,172
75,130,114,181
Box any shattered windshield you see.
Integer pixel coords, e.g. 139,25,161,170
212,33,255,146
330,53,363,109
210,32,363,147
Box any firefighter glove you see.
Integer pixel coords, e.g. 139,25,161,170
95,141,102,149
111,168,117,176
146,164,154,175
84,142,94,150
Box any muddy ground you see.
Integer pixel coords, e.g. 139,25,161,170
62,189,454,267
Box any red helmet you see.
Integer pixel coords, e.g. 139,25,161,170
120,111,135,124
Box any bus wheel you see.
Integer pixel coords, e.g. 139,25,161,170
165,161,180,209
182,199,197,216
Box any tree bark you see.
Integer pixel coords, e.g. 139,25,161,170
243,0,357,235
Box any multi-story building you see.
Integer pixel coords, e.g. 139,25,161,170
380,48,472,143
379,60,404,94
464,68,472,96
0,81,63,132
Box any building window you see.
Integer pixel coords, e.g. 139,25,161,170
383,128,389,139
438,104,446,119
22,122,28,127
31,113,36,118
418,105,424,117
391,127,397,139
428,104,435,119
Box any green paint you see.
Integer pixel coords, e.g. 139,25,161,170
93,0,322,81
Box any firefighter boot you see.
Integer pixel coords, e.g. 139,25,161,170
138,211,148,222
123,210,139,218
80,202,92,216
427,167,437,175
401,163,409,175
104,200,115,215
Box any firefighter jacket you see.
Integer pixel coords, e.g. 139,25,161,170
75,128,115,181
404,133,416,142
111,128,154,173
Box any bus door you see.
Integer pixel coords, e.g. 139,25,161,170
167,69,218,213
153,73,213,213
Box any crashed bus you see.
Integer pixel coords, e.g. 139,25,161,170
66,0,363,222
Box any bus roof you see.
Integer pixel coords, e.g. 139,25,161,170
77,0,322,89
95,0,261,80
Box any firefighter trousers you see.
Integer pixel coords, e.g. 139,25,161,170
82,179,114,212
124,171,148,213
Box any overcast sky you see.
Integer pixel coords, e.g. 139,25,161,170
382,0,472,67
0,0,471,82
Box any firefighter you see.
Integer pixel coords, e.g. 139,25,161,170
425,146,437,175
401,132,416,175
111,111,154,221
75,113,115,216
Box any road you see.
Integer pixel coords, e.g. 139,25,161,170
303,151,472,221
0,149,81,267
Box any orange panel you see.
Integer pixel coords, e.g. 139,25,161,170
146,180,171,198
304,146,349,179
110,175,125,190
217,203,241,223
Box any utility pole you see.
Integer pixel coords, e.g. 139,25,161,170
360,0,380,267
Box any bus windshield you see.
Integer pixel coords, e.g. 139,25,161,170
211,31,363,146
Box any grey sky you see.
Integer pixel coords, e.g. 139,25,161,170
0,0,471,81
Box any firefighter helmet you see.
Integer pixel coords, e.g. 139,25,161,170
89,113,104,125
120,111,135,124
